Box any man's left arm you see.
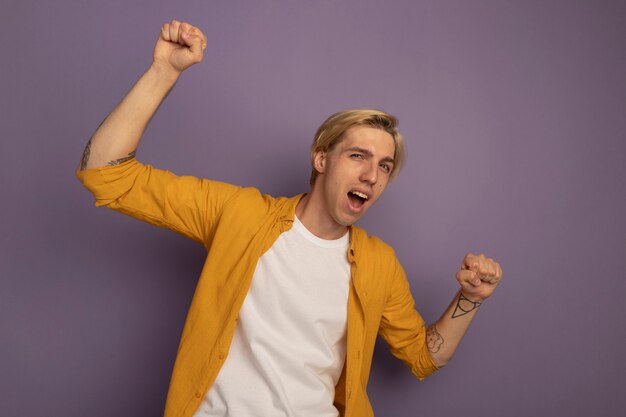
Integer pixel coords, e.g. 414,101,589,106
426,253,503,367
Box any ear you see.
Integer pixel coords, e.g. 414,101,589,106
313,150,327,174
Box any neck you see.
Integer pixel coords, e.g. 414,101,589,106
295,192,348,240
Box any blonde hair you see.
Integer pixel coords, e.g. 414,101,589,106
309,109,406,186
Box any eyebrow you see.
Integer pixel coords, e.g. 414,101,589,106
346,147,395,165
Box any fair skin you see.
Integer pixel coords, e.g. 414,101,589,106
78,20,503,369
77,20,206,170
296,126,502,366
295,125,395,240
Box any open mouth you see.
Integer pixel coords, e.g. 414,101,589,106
348,191,368,208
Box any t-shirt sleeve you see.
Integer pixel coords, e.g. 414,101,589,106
75,158,240,246
378,257,439,380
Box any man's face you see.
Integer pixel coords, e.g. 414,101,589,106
313,125,396,228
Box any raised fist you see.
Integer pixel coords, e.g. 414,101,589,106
152,20,207,75
456,253,503,302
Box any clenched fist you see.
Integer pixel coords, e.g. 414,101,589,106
152,20,208,76
456,253,503,302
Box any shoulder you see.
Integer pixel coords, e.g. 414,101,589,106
351,225,396,257
226,186,299,208
350,226,406,303
350,225,400,271
223,187,302,219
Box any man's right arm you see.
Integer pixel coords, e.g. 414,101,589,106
78,20,207,171
75,21,236,246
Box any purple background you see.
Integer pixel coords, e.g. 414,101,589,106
2,1,625,416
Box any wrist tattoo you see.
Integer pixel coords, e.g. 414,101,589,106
427,324,444,353
451,292,482,319
106,150,137,166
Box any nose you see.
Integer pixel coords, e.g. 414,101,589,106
359,161,378,185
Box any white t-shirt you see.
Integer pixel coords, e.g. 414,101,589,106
193,215,350,417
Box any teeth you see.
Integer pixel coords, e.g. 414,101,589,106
351,191,368,200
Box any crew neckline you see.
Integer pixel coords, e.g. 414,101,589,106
292,215,349,248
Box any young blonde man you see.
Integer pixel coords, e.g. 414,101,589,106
77,20,502,417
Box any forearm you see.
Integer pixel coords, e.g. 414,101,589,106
426,290,483,367
78,64,179,171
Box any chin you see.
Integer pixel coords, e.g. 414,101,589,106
336,213,363,227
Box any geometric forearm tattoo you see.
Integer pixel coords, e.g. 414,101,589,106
427,324,444,353
451,292,482,319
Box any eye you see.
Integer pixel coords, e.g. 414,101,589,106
379,163,391,173
350,153,365,160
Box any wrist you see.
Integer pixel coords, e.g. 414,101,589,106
459,290,485,304
450,291,484,319
147,63,181,85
